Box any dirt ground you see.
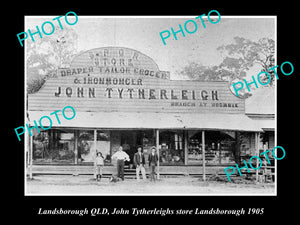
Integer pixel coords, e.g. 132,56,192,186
25,175,275,195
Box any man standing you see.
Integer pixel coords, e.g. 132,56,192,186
148,147,158,182
133,146,146,181
112,146,130,181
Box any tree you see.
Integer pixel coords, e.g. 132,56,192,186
217,37,275,86
178,37,275,98
179,63,221,81
26,26,78,94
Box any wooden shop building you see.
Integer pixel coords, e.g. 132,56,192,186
27,47,275,178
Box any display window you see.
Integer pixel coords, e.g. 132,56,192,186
159,131,185,165
188,131,237,165
78,130,93,162
77,130,111,164
32,129,111,164
33,129,75,164
32,128,258,167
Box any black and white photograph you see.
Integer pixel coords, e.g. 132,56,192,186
10,5,299,221
22,15,278,196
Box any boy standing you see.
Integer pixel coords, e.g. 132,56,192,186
95,152,104,182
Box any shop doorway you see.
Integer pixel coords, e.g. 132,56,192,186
120,131,136,166
120,130,153,167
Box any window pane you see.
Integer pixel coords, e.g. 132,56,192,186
96,131,111,163
188,131,236,165
159,131,184,165
78,130,111,164
78,130,94,163
33,129,75,164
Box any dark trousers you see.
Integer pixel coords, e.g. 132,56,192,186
117,159,125,180
150,164,156,181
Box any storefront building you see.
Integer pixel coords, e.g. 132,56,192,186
245,87,275,158
27,47,270,177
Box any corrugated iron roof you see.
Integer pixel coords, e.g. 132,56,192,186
28,111,262,132
245,87,275,115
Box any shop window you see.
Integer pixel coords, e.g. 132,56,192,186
159,131,184,165
78,130,111,164
97,131,111,163
33,129,75,164
32,129,111,165
188,131,236,165
78,130,94,163
259,131,275,151
240,132,275,167
239,132,256,162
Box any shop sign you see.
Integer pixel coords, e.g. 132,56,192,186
60,47,170,80
57,66,170,80
28,47,244,114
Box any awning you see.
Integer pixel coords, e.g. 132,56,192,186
27,111,263,132
252,119,275,131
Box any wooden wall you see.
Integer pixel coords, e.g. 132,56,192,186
28,74,244,114
28,47,245,114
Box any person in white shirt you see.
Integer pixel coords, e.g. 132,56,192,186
112,146,130,180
